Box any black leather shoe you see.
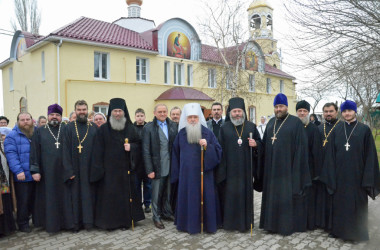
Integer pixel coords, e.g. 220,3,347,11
154,220,165,229
163,215,175,221
145,206,151,213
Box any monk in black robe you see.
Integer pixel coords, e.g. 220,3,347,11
63,100,97,231
90,98,144,230
316,102,340,230
296,100,323,230
30,104,72,233
321,100,380,241
260,93,311,236
216,97,262,232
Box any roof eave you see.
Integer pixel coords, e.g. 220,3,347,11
265,72,296,80
0,59,14,69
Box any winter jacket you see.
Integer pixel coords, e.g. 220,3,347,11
4,125,33,182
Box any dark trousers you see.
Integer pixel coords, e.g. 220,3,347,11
135,175,152,207
14,181,35,229
151,176,172,221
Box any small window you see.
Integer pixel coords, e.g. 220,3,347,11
266,78,271,94
187,64,193,86
9,67,14,91
174,63,184,86
208,68,216,88
136,58,149,83
41,51,45,82
94,105,109,115
249,106,256,123
280,80,284,93
226,71,231,90
249,74,255,92
94,52,110,80
164,61,170,84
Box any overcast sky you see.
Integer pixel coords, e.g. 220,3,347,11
0,0,295,115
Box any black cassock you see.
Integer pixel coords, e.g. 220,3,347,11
63,121,97,229
259,115,311,236
216,120,262,232
304,122,323,230
30,123,73,233
321,121,380,241
90,123,145,230
316,120,340,230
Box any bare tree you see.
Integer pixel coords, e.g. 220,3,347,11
197,0,265,105
284,0,380,130
11,0,41,34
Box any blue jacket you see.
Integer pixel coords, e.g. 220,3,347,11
4,125,33,182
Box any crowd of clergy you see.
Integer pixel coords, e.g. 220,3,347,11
0,93,379,243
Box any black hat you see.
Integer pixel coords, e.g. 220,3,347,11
107,98,132,124
296,100,310,112
225,97,248,122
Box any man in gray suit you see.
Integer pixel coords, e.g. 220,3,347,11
142,104,178,229
207,102,225,137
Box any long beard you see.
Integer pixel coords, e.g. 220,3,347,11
230,112,246,126
109,116,126,131
19,124,34,138
76,113,88,123
186,122,202,144
299,115,309,125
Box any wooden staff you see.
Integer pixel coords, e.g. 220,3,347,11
125,138,134,230
249,132,253,236
201,145,205,234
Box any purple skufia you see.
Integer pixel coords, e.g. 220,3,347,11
48,104,63,115
340,100,357,113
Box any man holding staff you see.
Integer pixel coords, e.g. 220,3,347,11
171,103,222,234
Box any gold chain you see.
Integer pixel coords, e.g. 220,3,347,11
74,121,90,145
273,113,290,138
233,121,245,138
323,120,340,147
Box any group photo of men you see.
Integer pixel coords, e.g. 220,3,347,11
0,93,379,244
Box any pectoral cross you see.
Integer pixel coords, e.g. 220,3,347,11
344,142,350,151
77,144,83,153
323,139,328,147
271,136,277,144
55,141,60,149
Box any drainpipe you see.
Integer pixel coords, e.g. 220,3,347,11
56,39,63,105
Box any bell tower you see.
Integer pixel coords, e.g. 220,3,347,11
127,0,143,17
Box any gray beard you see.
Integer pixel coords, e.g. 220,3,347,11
299,116,309,125
48,120,60,126
186,122,202,144
110,116,126,131
230,112,246,126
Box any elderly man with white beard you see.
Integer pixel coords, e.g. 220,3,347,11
296,100,323,231
171,103,222,234
90,98,144,230
216,97,263,232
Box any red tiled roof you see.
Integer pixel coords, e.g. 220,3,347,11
48,17,156,51
265,64,295,80
155,87,214,101
21,31,43,48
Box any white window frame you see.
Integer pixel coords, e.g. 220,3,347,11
94,52,110,80
208,68,216,88
94,105,109,115
9,67,14,91
266,78,271,94
136,57,149,83
280,80,284,93
249,106,256,123
41,51,45,82
164,61,170,84
226,70,231,90
187,64,193,86
249,74,255,92
174,63,184,86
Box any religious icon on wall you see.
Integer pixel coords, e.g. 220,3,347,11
245,51,258,71
167,32,191,59
16,38,27,59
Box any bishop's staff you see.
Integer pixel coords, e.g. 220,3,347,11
200,144,206,234
249,132,253,236
125,138,134,230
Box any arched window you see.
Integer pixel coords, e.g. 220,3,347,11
250,14,261,29
20,97,27,112
267,15,273,30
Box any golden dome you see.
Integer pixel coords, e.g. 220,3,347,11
248,0,273,11
126,0,142,6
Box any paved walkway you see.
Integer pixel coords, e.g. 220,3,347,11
0,192,379,250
